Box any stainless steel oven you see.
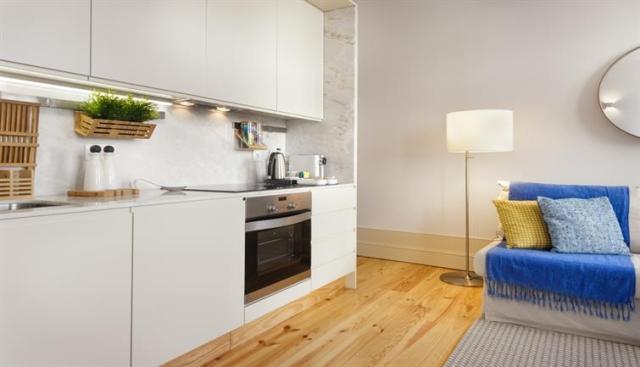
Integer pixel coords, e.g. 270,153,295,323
244,192,311,304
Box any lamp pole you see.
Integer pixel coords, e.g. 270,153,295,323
465,150,471,279
440,151,483,287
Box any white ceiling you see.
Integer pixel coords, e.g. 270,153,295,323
306,0,354,12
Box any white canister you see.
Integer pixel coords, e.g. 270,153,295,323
102,145,118,189
84,145,104,191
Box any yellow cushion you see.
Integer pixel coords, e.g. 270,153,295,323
493,200,551,249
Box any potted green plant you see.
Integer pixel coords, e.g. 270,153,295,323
75,91,161,139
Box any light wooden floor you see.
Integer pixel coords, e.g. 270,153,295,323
202,257,483,367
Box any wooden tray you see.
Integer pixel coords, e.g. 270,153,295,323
0,169,34,199
74,112,156,139
67,188,140,198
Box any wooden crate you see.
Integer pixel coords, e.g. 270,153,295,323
0,169,34,199
74,112,156,139
0,99,39,168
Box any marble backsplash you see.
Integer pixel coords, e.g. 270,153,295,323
34,106,286,196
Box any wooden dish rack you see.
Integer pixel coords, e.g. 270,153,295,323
74,112,156,139
0,99,39,199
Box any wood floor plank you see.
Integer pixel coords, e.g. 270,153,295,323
200,257,481,367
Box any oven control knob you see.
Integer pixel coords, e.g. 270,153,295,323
267,204,278,213
287,203,296,210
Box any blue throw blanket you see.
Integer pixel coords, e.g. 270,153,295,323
509,182,630,245
487,182,636,320
486,243,636,320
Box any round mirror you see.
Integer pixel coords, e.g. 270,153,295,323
599,47,640,137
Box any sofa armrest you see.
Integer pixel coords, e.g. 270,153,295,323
473,239,502,277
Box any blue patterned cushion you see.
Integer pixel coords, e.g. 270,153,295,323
537,196,630,255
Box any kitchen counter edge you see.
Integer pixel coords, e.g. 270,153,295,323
0,184,356,220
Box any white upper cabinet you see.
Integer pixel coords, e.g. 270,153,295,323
277,0,324,120
0,0,90,75
206,0,277,110
91,0,207,96
0,0,325,119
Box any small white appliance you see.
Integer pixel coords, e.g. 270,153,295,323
83,145,104,191
289,154,326,178
102,145,118,189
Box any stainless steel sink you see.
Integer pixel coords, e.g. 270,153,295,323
0,200,72,212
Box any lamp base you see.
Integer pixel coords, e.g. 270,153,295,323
440,271,484,288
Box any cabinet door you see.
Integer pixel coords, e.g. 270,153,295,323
311,187,357,289
0,210,132,366
132,198,245,366
276,0,324,119
0,0,90,75
206,0,277,110
92,0,207,96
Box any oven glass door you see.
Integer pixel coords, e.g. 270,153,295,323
245,211,311,302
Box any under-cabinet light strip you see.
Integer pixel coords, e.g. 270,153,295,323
0,75,173,107
0,76,173,107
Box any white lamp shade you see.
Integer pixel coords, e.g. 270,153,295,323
446,109,514,153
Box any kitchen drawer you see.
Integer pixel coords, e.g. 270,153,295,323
311,253,356,291
312,208,356,240
312,186,356,214
312,231,356,269
244,279,311,323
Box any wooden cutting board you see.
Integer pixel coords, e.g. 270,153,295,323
67,188,139,198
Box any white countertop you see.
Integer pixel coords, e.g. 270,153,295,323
0,184,356,220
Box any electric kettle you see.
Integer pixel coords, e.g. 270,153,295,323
267,148,286,180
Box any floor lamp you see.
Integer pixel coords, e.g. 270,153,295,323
440,109,513,287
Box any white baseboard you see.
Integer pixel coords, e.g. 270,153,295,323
357,228,494,271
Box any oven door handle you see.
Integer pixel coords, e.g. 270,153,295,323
245,211,311,232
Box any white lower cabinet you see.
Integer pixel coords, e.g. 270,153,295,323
311,186,357,290
0,209,132,367
131,198,245,366
0,187,355,366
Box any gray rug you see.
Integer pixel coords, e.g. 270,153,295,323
445,320,640,367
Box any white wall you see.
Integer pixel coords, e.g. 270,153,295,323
358,0,640,240
35,106,286,195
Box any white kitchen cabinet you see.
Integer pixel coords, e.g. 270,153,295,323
311,186,357,290
313,228,357,268
277,0,324,119
0,0,90,75
206,0,277,110
92,0,207,96
0,209,132,367
131,198,245,366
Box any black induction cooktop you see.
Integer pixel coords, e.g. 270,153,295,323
185,180,297,193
